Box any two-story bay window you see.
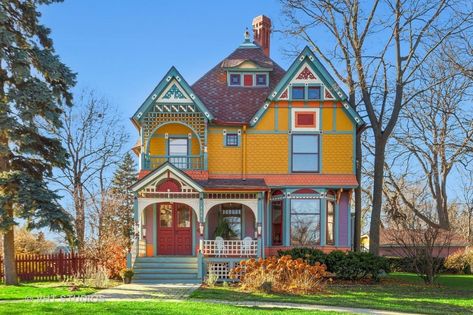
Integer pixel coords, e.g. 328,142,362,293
290,199,321,245
291,134,319,172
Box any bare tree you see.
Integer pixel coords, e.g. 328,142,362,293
280,0,473,254
53,90,128,250
459,170,473,243
385,54,473,229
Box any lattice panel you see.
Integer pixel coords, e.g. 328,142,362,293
142,111,206,151
207,262,230,280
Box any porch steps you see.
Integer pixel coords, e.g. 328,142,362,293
132,256,200,284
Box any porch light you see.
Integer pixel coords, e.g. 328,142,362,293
257,223,262,236
142,227,147,238
199,222,204,236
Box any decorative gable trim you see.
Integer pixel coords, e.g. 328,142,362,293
249,46,365,127
131,66,214,125
130,162,203,193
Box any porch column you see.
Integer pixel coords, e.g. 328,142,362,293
198,192,205,279
257,192,263,258
335,200,340,247
320,193,327,246
283,190,291,246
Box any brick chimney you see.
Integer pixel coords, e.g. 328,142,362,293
252,15,271,57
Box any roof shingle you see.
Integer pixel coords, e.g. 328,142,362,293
191,45,286,124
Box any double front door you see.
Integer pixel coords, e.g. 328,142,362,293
157,203,192,255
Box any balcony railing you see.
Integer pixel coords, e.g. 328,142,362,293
144,154,205,170
202,239,258,257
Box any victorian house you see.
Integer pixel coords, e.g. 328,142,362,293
128,15,364,282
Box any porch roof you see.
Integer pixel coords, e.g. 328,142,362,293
197,178,268,191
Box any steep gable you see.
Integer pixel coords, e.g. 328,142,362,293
250,46,364,127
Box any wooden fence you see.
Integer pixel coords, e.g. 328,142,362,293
0,251,86,282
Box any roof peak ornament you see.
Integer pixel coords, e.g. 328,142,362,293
244,27,251,43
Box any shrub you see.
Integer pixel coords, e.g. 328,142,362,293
330,252,389,282
120,268,134,279
324,250,347,273
278,247,327,265
229,256,328,294
205,271,218,287
445,248,473,274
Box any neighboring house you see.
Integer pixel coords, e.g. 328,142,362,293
378,229,469,258
128,15,365,282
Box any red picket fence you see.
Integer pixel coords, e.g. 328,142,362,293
0,251,86,282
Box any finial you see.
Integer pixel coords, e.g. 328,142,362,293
244,27,250,42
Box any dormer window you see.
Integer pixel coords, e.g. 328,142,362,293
228,72,269,87
230,74,241,86
308,86,321,100
243,74,253,86
256,74,267,86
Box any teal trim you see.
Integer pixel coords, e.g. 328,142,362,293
199,192,204,222
132,66,214,123
241,205,246,239
323,130,354,134
283,190,291,246
223,131,241,147
249,46,365,127
197,253,203,279
347,198,352,248
126,253,131,268
320,198,326,246
319,132,323,173
153,204,157,256
334,201,340,247
266,198,272,247
287,104,292,173
204,120,208,170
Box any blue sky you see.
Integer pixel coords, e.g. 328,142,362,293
40,0,295,148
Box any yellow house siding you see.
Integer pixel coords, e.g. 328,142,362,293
148,123,202,155
322,134,353,174
277,106,289,131
149,137,166,155
255,107,275,130
246,134,288,174
322,107,333,131
207,132,242,174
335,108,353,131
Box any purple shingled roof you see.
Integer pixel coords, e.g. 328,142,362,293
191,44,286,124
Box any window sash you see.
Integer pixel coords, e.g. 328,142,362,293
226,134,238,146
292,86,305,99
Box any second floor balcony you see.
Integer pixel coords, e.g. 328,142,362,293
143,153,206,170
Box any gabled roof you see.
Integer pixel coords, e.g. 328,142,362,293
191,44,286,124
131,66,214,126
130,162,203,193
249,46,365,127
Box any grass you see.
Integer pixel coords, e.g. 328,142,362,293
0,301,349,314
191,273,473,315
0,280,120,300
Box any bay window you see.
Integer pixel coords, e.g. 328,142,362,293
290,199,321,245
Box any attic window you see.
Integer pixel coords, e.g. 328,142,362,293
308,86,321,100
243,74,253,86
230,74,241,86
256,74,267,86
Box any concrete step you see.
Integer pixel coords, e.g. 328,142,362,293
133,268,198,274
134,262,197,269
135,256,197,264
133,273,199,280
132,279,202,284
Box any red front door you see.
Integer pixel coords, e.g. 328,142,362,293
157,203,192,255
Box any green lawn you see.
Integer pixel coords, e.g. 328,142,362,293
0,282,98,300
0,301,348,314
191,273,473,315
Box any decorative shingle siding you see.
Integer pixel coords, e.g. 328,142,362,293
322,134,353,174
246,134,288,174
207,133,243,174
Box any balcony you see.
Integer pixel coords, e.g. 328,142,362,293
143,154,205,170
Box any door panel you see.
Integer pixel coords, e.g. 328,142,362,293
157,203,192,255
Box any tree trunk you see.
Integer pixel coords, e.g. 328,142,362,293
354,127,364,251
369,137,386,256
3,214,18,285
74,184,85,251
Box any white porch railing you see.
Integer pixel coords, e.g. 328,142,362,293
202,239,258,257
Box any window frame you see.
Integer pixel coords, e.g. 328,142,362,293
326,200,336,245
225,133,239,147
290,199,321,246
255,73,268,86
229,73,241,86
308,86,322,100
291,86,305,100
291,134,320,173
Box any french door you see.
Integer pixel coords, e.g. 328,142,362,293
157,203,192,255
